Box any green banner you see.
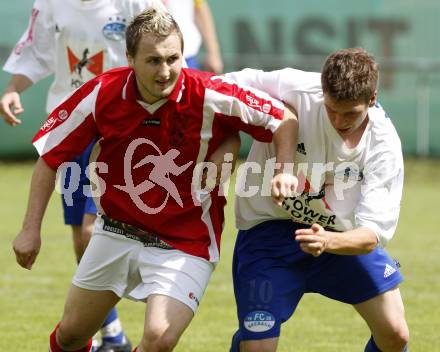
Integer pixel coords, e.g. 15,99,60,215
0,0,439,157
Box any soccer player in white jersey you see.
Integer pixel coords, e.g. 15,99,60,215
12,7,298,352
0,1,168,350
226,48,409,352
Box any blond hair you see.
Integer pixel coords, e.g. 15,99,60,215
321,48,378,103
126,7,184,57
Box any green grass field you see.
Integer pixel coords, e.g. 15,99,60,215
0,158,439,351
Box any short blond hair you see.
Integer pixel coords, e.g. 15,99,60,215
321,48,378,103
126,7,184,57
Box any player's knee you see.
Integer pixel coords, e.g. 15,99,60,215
377,322,409,352
140,328,179,352
57,323,88,350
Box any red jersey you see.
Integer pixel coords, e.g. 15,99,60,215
33,67,285,261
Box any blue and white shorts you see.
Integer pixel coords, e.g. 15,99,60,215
233,219,403,340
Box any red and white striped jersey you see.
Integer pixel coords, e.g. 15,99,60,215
33,67,285,262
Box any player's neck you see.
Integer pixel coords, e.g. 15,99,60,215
341,116,369,149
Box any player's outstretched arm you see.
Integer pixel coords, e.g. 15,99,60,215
0,74,33,126
295,224,378,257
12,158,56,269
271,105,299,206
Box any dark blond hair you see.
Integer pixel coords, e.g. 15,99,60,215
321,48,378,103
126,7,184,57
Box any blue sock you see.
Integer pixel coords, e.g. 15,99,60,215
230,330,241,352
102,308,118,327
364,336,381,352
101,308,126,345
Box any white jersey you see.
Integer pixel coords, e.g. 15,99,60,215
225,68,404,248
3,0,165,112
164,0,202,59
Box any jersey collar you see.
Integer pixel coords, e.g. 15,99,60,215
122,69,185,104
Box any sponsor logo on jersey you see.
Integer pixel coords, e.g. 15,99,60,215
142,119,161,126
41,109,70,132
188,292,200,306
103,16,127,41
262,103,271,113
67,47,104,78
58,109,69,120
245,94,267,112
41,116,58,131
334,166,363,182
384,263,397,278
282,185,337,229
243,311,276,332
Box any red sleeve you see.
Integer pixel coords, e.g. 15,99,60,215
32,79,101,170
206,75,285,142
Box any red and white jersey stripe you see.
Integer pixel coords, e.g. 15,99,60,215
33,67,285,261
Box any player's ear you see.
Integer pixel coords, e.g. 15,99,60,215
368,91,377,107
126,51,134,68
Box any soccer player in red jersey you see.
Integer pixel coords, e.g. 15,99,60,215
12,7,298,352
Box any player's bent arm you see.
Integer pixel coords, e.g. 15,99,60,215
324,227,378,255
12,157,56,269
295,224,378,256
271,106,299,204
0,74,34,126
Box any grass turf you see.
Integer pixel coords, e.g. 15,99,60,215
0,158,439,351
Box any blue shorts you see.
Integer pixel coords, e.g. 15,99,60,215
233,220,403,340
185,56,200,69
61,142,97,225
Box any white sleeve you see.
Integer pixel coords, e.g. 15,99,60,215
2,0,55,83
224,68,321,108
355,149,404,248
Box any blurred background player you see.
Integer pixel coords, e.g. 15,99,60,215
163,0,224,73
0,0,168,350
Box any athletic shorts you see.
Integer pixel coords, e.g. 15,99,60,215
73,216,214,313
61,142,97,225
233,220,403,340
185,56,200,69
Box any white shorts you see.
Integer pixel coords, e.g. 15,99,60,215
73,217,214,313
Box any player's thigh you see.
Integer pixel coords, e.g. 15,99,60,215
143,294,194,344
233,221,307,341
353,286,408,339
60,284,120,341
308,246,403,305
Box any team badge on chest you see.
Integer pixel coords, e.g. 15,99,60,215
103,16,127,41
